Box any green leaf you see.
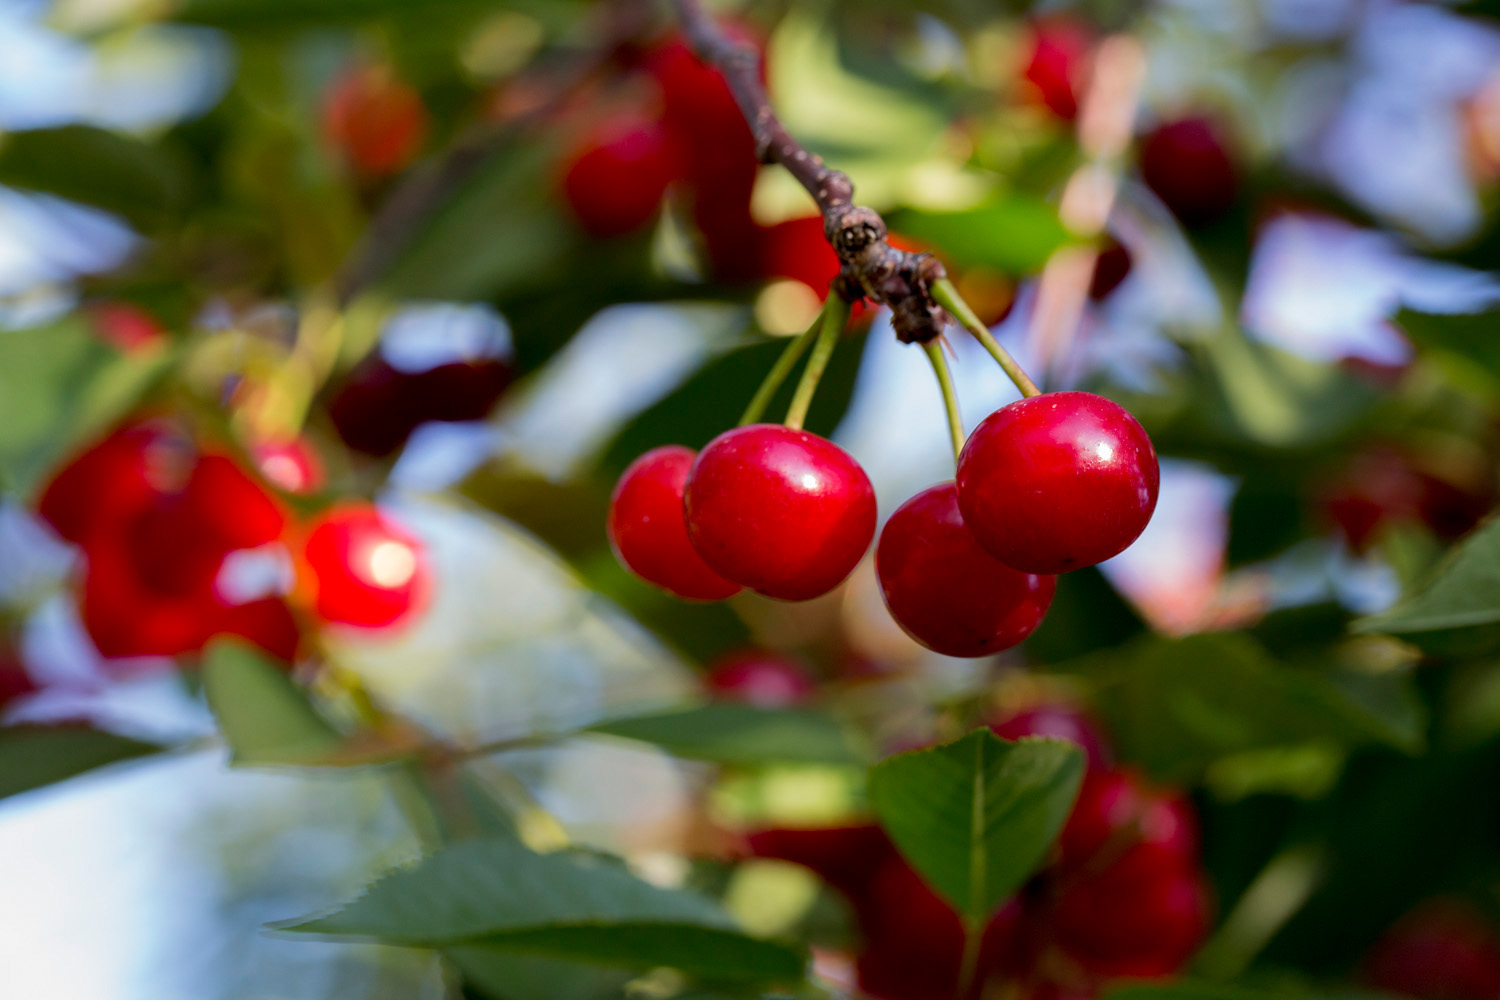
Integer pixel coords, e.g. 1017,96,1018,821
1354,515,1500,655
277,838,805,982
0,318,172,497
0,126,188,230
447,948,629,1000
0,725,159,801
202,640,341,767
1080,633,1425,781
867,728,1084,921
587,704,867,766
1396,307,1500,382
889,194,1073,275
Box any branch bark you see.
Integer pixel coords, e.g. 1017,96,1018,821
671,0,950,344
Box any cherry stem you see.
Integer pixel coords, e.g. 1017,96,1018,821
924,341,964,462
738,307,827,426
931,278,1042,399
956,913,984,999
784,296,851,431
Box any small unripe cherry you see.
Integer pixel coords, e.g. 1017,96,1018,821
608,446,741,602
684,424,876,602
705,649,815,706
301,503,429,629
322,63,428,177
956,392,1159,574
876,483,1055,657
561,117,677,237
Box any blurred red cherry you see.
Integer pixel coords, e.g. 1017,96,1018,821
705,649,816,706
88,302,165,353
328,354,512,457
38,421,181,547
322,63,428,176
301,503,429,629
1365,899,1500,1000
562,116,677,237
743,823,893,902
1056,768,1197,872
1022,18,1093,120
1087,240,1132,300
0,652,36,709
1139,116,1239,227
1318,445,1492,553
989,703,1112,772
252,437,325,495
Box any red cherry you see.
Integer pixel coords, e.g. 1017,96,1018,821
0,653,36,708
684,424,876,601
1365,900,1500,1000
1050,844,1211,977
956,392,1159,574
743,823,894,902
875,483,1055,657
1087,240,1132,300
561,117,676,237
302,504,429,629
856,854,1022,1000
988,703,1111,771
212,597,302,663
252,437,325,495
705,649,815,706
38,421,178,546
1056,768,1197,873
1022,18,1092,120
1139,116,1239,226
88,302,165,353
608,446,741,602
322,63,428,176
328,355,512,457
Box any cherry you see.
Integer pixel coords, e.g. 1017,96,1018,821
1087,239,1132,300
561,117,676,237
1056,768,1197,873
956,392,1159,574
1049,843,1212,977
328,354,512,456
322,63,428,177
608,446,741,602
252,437,325,495
988,703,1111,772
743,823,893,902
301,503,429,629
705,649,815,706
684,424,876,601
88,302,165,353
1319,445,1492,554
1138,116,1239,227
1021,18,1093,120
876,483,1055,657
0,652,36,708
1365,900,1500,1000
38,421,181,547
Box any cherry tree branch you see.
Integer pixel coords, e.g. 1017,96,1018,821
670,0,950,344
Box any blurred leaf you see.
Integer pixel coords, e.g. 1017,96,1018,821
447,948,628,1000
0,724,159,801
0,318,172,498
203,640,342,767
889,194,1073,275
1022,566,1146,662
588,704,866,766
174,0,496,26
0,126,188,229
867,728,1084,921
1355,515,1500,655
1396,307,1500,381
1079,633,1425,781
278,838,805,981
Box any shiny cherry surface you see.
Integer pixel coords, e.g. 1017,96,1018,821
876,483,1055,657
302,503,429,629
956,391,1158,574
608,446,741,602
684,424,876,601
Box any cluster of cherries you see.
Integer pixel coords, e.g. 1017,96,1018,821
609,388,1157,657
733,699,1210,999
38,417,429,663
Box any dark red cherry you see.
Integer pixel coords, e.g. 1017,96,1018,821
956,392,1159,574
561,117,676,237
301,503,429,629
1021,18,1092,120
988,703,1111,771
1056,768,1197,873
608,446,741,602
1087,239,1132,300
743,823,894,903
705,649,815,706
0,652,36,708
1365,899,1500,1000
876,483,1055,658
1139,116,1239,226
684,424,876,601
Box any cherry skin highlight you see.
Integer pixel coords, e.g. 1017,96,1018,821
956,391,1159,574
608,446,741,602
684,424,876,602
876,483,1055,657
301,503,429,629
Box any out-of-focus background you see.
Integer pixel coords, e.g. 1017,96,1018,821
3,0,1500,998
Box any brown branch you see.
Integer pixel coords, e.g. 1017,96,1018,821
671,0,950,344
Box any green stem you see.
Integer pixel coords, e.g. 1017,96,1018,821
924,341,965,462
784,296,851,431
956,914,984,1000
931,277,1041,399
739,306,826,426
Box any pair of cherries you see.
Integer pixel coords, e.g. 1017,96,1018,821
609,390,1158,657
